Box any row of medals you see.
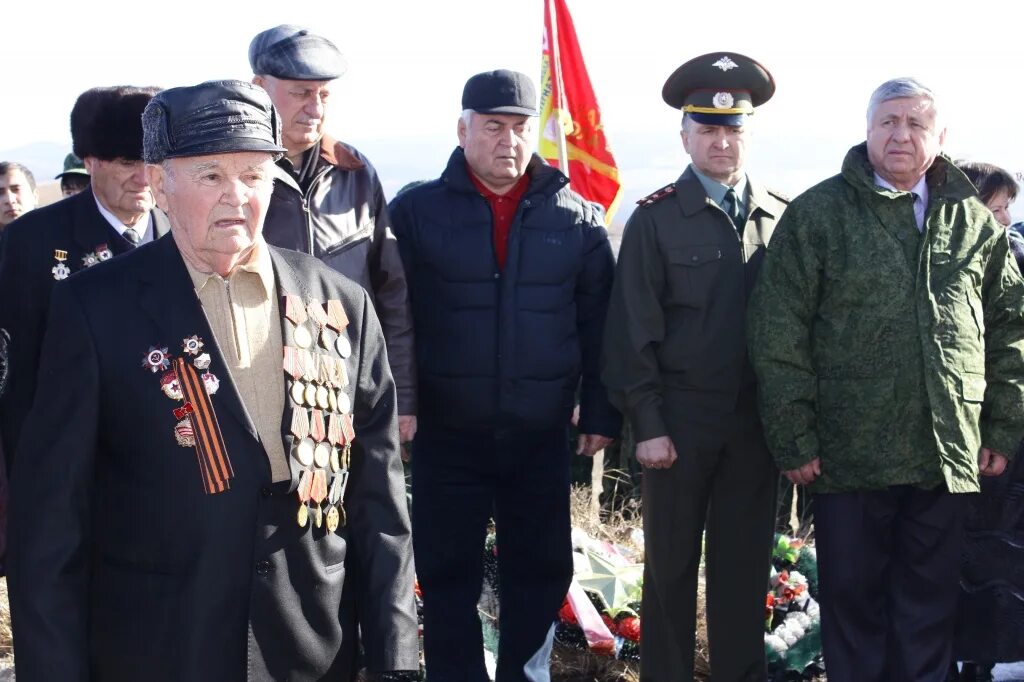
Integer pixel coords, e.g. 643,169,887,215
285,297,354,534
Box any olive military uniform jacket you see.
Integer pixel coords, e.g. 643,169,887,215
601,167,788,440
7,235,418,681
748,144,1024,493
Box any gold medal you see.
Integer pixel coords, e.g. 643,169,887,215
329,446,341,473
294,323,313,349
295,437,315,467
316,385,330,410
327,387,338,412
313,441,331,469
314,505,323,528
304,382,318,407
297,504,309,528
326,505,340,533
290,380,306,406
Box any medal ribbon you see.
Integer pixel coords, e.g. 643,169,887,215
175,358,233,494
326,300,349,331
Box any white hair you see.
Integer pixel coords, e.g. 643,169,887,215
867,77,941,123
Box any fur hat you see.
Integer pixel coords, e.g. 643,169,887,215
71,85,162,161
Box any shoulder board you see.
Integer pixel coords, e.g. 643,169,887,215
767,187,791,203
636,183,676,208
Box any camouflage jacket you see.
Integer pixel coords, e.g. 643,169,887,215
748,144,1024,493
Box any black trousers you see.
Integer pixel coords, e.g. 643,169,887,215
411,425,573,682
814,486,968,682
640,399,777,682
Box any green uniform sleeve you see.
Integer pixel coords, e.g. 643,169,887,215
600,209,668,442
979,230,1024,459
747,207,823,470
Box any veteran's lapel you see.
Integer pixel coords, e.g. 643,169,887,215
74,188,131,259
270,248,356,533
139,235,260,448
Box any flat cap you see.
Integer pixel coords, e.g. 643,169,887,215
142,80,287,164
663,52,775,126
462,70,538,116
54,153,88,179
71,86,161,161
248,25,346,81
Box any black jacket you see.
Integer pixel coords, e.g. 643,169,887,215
389,148,620,436
0,188,169,472
7,235,418,681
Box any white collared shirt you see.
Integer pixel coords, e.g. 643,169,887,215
874,173,929,232
94,194,153,244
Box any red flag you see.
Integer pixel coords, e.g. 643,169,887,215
539,0,622,223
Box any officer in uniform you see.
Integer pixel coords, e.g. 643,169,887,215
601,52,788,681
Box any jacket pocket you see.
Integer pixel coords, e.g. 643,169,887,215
817,376,896,470
960,371,986,402
665,245,723,307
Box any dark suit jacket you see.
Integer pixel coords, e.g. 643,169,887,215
0,187,170,470
7,234,418,681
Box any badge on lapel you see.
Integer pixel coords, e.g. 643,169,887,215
143,336,231,494
51,250,70,281
283,295,355,534
81,244,113,269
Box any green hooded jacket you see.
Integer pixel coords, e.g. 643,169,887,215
748,143,1024,493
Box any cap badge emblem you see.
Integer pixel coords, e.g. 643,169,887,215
712,56,739,72
713,92,735,109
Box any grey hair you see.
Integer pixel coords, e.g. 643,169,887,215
867,77,940,122
460,109,474,125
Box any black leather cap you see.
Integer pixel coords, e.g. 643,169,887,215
142,80,287,163
462,70,538,116
248,25,346,81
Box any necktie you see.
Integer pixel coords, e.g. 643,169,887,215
124,227,141,245
723,187,744,231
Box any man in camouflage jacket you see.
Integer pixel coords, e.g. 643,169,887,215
748,77,1024,681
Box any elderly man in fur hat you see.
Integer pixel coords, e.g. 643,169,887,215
0,85,166,477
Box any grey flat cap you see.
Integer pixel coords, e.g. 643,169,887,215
142,80,287,164
248,25,346,80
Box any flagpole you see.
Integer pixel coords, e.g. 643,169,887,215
546,0,570,176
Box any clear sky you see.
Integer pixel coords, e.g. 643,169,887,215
2,0,1021,220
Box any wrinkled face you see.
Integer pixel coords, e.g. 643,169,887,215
0,169,38,226
84,157,153,225
148,151,274,275
255,75,331,156
986,190,1014,227
680,121,748,186
458,112,533,193
866,96,946,191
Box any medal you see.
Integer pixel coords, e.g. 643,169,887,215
82,252,99,268
297,504,309,528
310,469,328,503
297,469,313,502
283,346,302,380
289,406,310,440
336,390,351,415
194,353,211,370
335,334,352,359
290,380,306,406
295,437,315,467
142,346,171,373
304,382,318,407
314,505,324,528
341,414,355,445
326,300,349,331
326,505,340,533
329,446,341,472
327,387,337,412
201,372,220,395
327,413,342,446
182,335,204,356
314,441,331,468
310,409,326,442
96,244,113,261
174,418,196,447
52,249,70,281
284,294,308,325
316,385,330,410
293,323,313,349
160,371,184,400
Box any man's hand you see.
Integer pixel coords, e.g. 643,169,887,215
636,436,678,470
783,458,821,486
577,434,613,457
979,447,1008,477
398,415,417,444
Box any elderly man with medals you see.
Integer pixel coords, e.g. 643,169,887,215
6,80,418,682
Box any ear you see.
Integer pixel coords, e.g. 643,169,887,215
146,164,171,213
252,75,265,88
679,129,691,154
457,116,468,148
938,126,948,147
82,156,100,174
